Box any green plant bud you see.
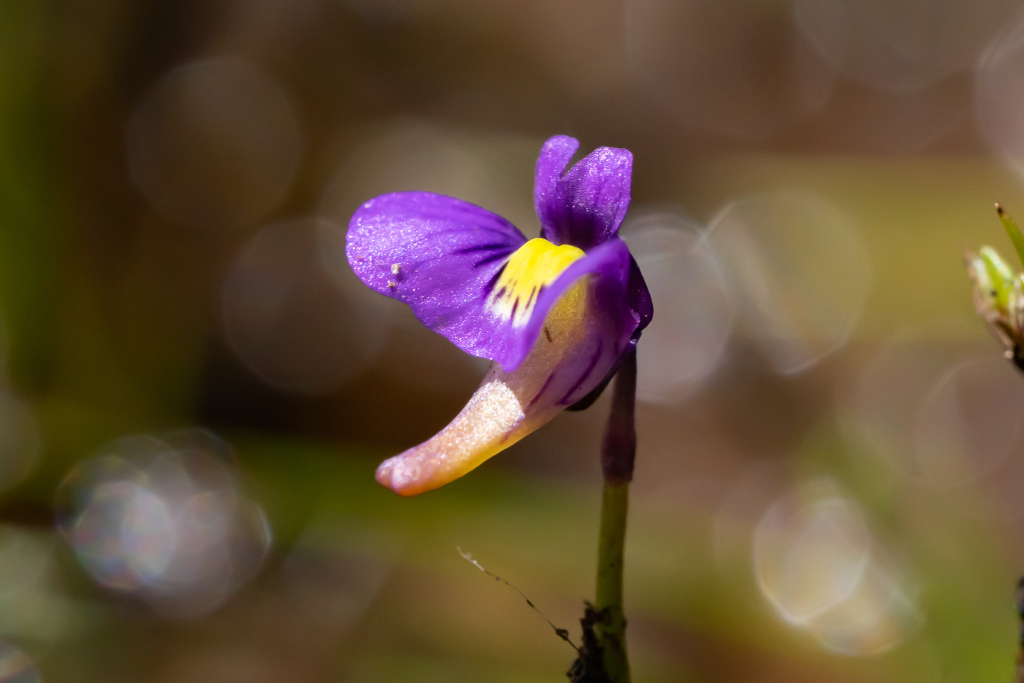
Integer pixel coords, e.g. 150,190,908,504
980,245,1015,310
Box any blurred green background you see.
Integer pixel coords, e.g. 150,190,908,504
3,0,1024,681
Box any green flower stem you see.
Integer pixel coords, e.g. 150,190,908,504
595,481,630,682
595,348,637,683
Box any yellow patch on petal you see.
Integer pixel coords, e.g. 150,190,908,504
489,238,585,327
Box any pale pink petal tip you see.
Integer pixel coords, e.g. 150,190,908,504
374,455,417,497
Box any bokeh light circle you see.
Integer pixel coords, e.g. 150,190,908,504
754,478,922,655
72,481,175,591
913,357,1024,491
795,0,1019,92
707,191,871,374
754,479,872,624
844,323,1024,518
221,217,390,395
127,57,303,231
621,214,734,402
56,430,272,617
976,11,1024,182
910,356,1024,519
843,320,989,478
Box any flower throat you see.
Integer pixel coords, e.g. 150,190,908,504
489,238,585,327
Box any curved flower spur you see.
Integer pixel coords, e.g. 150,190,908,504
346,135,653,496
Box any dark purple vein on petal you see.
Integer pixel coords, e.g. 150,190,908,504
527,373,557,408
557,340,603,405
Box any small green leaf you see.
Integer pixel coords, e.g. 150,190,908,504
980,246,1015,310
996,203,1024,268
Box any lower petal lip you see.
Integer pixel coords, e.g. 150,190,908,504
375,455,437,497
371,374,535,497
374,457,408,496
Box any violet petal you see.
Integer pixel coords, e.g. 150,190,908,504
346,191,528,365
375,239,643,495
534,136,633,250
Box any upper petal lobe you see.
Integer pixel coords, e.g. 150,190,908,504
534,136,633,250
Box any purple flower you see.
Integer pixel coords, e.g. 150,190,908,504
346,135,653,496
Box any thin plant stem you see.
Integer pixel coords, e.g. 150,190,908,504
595,481,630,682
594,348,637,683
1016,563,1024,683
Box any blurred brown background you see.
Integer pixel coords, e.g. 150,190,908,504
2,0,1024,681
